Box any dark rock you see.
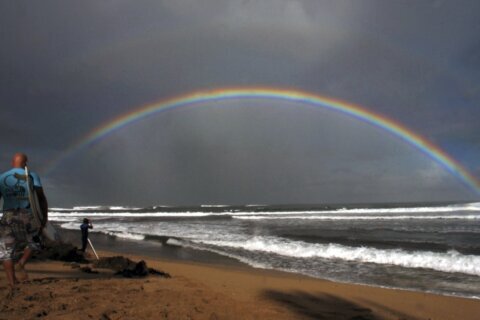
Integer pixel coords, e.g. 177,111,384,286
148,267,171,278
80,266,99,274
93,256,170,278
115,260,149,278
33,241,88,263
93,256,137,271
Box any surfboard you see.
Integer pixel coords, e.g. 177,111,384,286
42,220,61,242
24,166,62,242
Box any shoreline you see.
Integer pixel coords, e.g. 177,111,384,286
58,227,249,268
1,233,480,319
58,226,480,300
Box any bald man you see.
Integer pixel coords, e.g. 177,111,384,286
0,153,48,292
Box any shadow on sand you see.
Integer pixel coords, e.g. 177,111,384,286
263,290,384,320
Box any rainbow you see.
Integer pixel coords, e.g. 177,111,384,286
44,87,480,195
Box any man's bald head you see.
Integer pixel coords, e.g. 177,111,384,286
12,153,28,168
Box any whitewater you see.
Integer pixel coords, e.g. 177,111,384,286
48,202,480,298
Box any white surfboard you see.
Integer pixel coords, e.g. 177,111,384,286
25,166,62,242
42,220,61,241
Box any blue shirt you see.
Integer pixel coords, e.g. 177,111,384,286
80,222,92,238
0,168,42,210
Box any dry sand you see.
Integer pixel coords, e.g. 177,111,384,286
1,250,479,319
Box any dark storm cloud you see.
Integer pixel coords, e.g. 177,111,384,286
1,1,479,206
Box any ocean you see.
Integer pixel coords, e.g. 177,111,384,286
49,202,480,299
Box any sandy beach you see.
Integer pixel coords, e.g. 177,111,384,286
1,245,479,320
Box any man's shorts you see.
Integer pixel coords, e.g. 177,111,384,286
0,209,41,261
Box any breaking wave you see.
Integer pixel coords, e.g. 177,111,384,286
197,236,480,276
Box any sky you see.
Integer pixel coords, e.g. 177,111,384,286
1,0,480,207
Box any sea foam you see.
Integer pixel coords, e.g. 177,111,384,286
198,236,480,276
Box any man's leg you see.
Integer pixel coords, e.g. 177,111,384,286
0,220,18,288
15,209,41,280
2,260,16,289
81,236,87,252
17,247,32,267
15,247,32,281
